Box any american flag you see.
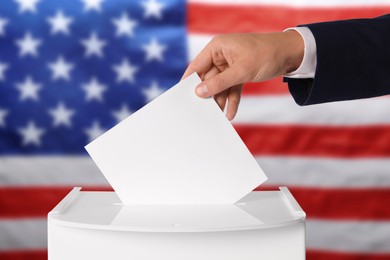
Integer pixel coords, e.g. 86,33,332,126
1,0,390,259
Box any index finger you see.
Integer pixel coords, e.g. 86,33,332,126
181,43,213,80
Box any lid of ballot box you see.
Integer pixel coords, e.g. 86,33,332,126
48,187,305,233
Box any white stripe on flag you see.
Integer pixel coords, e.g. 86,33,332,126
307,220,390,253
189,0,390,7
1,157,390,188
0,157,108,187
1,218,390,252
257,157,390,188
0,219,47,251
234,96,390,125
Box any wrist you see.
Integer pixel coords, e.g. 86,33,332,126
282,30,304,74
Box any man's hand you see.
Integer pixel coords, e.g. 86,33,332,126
182,31,304,120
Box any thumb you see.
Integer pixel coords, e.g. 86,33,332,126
195,65,246,98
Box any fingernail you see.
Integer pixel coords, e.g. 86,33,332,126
195,83,209,97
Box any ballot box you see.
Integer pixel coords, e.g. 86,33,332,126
48,186,306,260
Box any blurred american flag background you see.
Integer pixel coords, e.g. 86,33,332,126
1,0,390,259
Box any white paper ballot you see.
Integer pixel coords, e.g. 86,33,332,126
85,73,267,205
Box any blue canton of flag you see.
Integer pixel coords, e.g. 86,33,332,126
0,0,187,154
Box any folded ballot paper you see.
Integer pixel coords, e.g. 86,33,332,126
85,73,267,205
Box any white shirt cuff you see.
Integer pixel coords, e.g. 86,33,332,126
284,27,317,78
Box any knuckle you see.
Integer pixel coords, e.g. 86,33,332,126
212,34,222,42
210,34,227,45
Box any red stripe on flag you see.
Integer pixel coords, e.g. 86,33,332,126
0,250,47,260
235,125,390,158
242,77,289,95
0,186,112,219
0,250,389,260
255,186,390,220
1,186,390,220
188,4,390,33
0,187,72,219
307,250,390,260
1,250,389,260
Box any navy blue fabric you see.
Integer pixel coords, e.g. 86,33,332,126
285,14,390,105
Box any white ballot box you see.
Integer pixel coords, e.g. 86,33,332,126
48,187,306,260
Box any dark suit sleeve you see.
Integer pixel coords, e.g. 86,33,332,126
284,14,390,106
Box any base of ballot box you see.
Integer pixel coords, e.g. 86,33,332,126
48,187,306,260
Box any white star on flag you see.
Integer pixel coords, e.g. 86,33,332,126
141,0,164,19
112,104,133,123
84,121,105,142
82,77,107,102
81,0,105,12
18,121,45,146
80,32,107,58
142,81,164,102
15,76,42,101
48,102,75,127
0,61,9,81
14,0,40,13
112,58,138,83
0,17,8,36
0,109,8,127
142,38,166,62
47,10,73,35
48,56,74,81
112,13,137,37
15,32,42,57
